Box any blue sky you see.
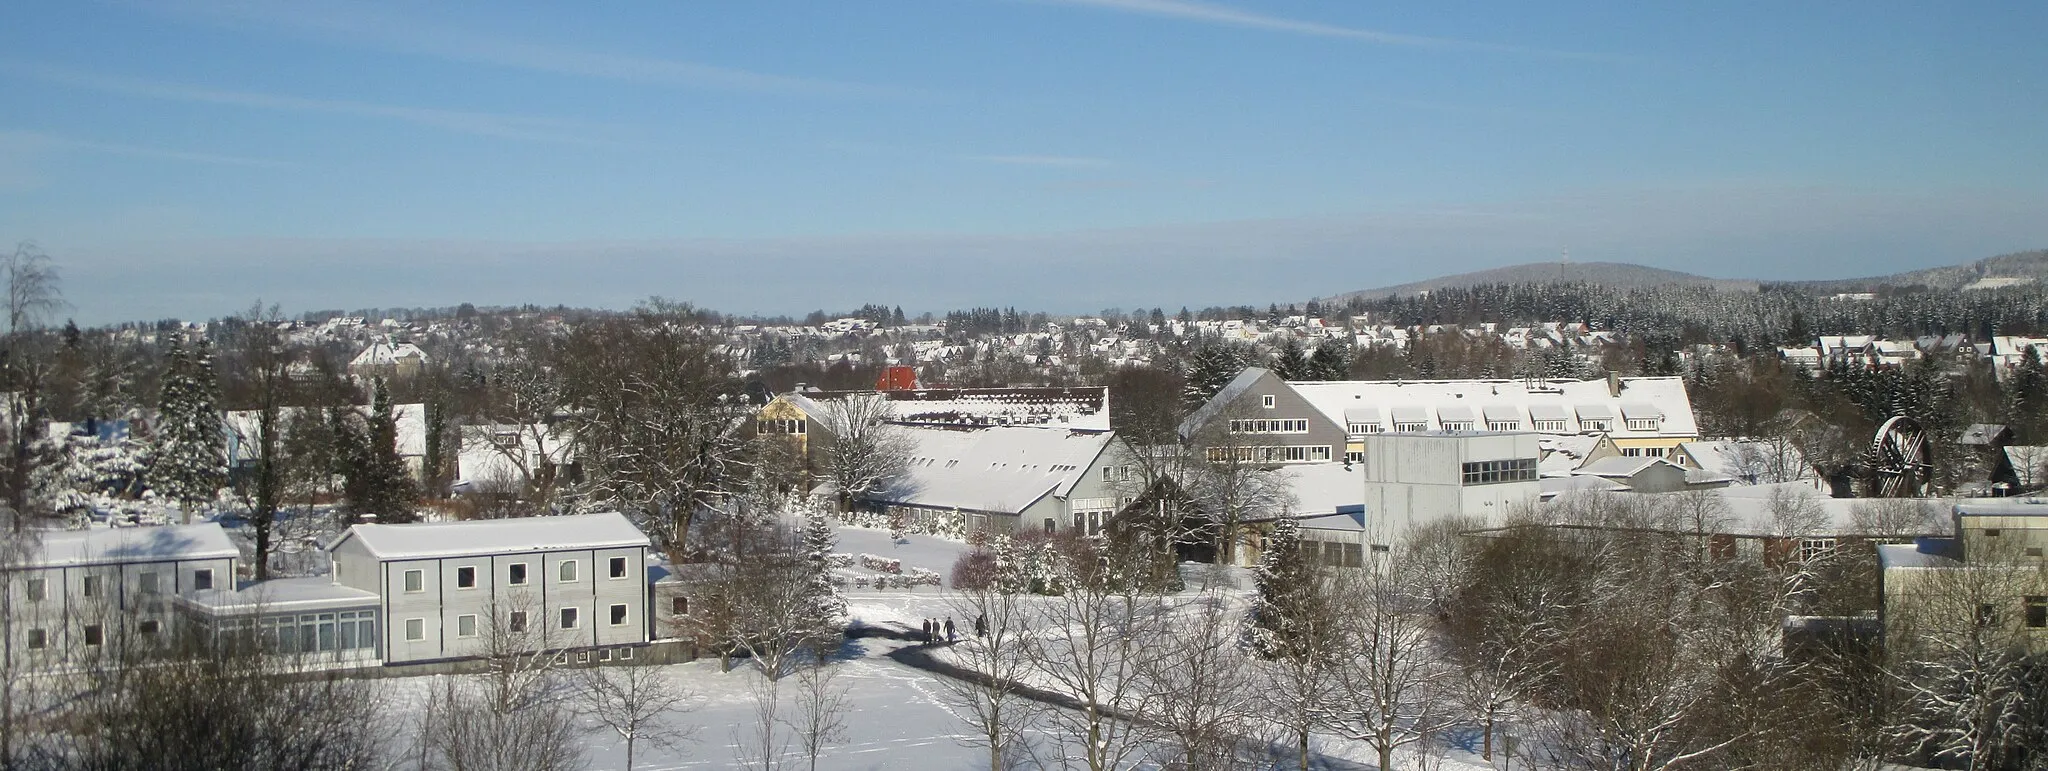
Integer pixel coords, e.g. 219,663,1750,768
3,1,2046,324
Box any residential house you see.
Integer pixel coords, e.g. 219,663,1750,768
348,337,428,380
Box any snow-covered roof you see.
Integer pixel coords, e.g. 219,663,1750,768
23,523,238,569
332,512,649,560
1541,475,1631,498
1575,456,1677,479
788,386,1110,431
1538,434,1607,477
1271,463,1366,517
1954,499,2048,519
1878,541,1961,570
1289,376,1697,439
181,576,380,614
869,426,1116,516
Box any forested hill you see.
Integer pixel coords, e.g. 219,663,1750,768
1325,261,1758,302
1784,249,2048,293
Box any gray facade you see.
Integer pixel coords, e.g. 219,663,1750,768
1178,368,1347,467
1360,432,1542,538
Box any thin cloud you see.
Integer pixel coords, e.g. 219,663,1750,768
1038,0,1611,60
965,154,1114,168
0,62,602,144
0,130,290,168
144,0,913,99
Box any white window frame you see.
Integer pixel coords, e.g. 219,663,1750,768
608,556,629,579
403,569,425,593
193,569,214,591
610,603,629,626
559,560,579,583
25,628,47,650
26,578,45,602
508,562,529,586
139,571,159,595
1262,395,1276,408
560,607,581,630
404,618,426,642
1533,419,1568,432
456,566,477,589
82,624,104,647
456,614,478,638
82,575,102,599
509,610,528,633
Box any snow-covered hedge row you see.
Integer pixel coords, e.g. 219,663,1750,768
826,553,855,569
841,508,969,541
858,554,902,574
831,569,942,590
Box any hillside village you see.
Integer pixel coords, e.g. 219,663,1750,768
5,267,2048,769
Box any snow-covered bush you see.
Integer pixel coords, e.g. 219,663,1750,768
950,548,997,590
826,553,855,569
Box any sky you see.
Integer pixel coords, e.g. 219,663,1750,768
3,1,2046,324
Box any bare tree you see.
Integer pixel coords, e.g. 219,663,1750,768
1883,540,2048,770
579,663,697,771
1851,497,1944,537
419,589,583,771
4,241,63,336
1323,559,1456,771
1180,399,1295,564
941,584,1043,770
810,393,912,512
223,300,298,580
1023,537,1167,771
783,657,851,771
558,306,751,556
0,242,64,528
1137,590,1260,770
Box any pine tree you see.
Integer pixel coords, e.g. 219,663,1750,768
1244,518,1321,659
147,331,225,522
1306,338,1352,381
350,377,418,523
799,503,847,646
1182,339,1254,409
1272,338,1310,381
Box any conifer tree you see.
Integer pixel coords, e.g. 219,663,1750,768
1306,338,1352,381
350,377,417,523
799,504,846,645
1272,338,1310,382
147,331,226,522
1244,518,1322,659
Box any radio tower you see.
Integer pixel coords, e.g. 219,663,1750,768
1559,248,1570,281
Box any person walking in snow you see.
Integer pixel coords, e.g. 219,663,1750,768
921,618,932,642
974,614,987,637
944,617,957,642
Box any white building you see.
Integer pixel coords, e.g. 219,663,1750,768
866,425,1136,536
3,524,238,666
322,513,653,665
1358,432,1542,538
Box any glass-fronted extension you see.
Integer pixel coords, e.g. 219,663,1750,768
176,577,383,663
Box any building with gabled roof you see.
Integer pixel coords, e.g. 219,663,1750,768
861,425,1135,537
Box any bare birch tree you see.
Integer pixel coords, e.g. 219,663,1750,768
811,393,911,511
1024,538,1165,770
942,583,1043,770
1324,559,1457,771
783,657,851,771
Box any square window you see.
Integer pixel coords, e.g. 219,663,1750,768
403,569,425,593
598,648,613,661
671,596,688,615
193,569,213,591
404,618,425,641
1262,395,1276,408
618,646,634,660
559,560,579,582
609,556,628,579
82,575,102,598
509,611,528,633
138,619,160,636
139,572,159,594
457,614,478,637
2026,596,2046,629
83,625,104,646
508,563,529,585
26,578,45,602
26,629,47,649
610,603,628,626
577,650,590,663
560,607,579,629
457,566,476,589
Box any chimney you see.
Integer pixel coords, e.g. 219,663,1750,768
1606,371,1622,398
